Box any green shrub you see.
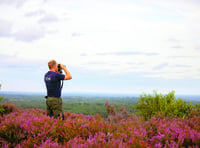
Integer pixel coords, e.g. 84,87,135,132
0,103,19,116
0,84,3,102
0,97,3,102
136,91,195,120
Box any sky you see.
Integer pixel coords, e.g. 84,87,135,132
0,0,200,95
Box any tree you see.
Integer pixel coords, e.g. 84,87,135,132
0,84,3,102
136,91,194,120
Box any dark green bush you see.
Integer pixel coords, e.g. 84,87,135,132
0,103,19,116
0,97,3,102
136,91,195,120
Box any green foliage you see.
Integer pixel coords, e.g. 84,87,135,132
0,92,199,119
0,84,4,109
0,97,3,102
0,106,5,114
0,103,18,116
0,84,3,102
196,103,200,110
136,91,195,120
0,94,137,118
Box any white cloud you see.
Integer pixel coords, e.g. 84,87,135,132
0,0,200,81
0,0,27,8
0,54,45,69
24,9,46,17
38,14,59,24
0,19,12,37
13,26,46,42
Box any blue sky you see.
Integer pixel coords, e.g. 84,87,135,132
0,0,200,94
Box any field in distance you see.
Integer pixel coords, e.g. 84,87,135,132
0,92,199,118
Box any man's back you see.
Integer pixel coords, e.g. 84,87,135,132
44,71,65,98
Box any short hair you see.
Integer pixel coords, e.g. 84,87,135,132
48,60,57,69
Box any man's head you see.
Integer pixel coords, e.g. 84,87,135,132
48,60,58,72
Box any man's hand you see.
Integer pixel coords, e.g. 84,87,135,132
60,64,66,69
60,64,72,80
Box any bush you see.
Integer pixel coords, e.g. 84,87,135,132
0,84,19,116
0,84,3,102
0,102,19,116
136,91,195,120
0,97,3,102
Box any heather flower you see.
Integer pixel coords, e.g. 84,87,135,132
0,103,200,147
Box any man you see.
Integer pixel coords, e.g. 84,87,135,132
44,60,72,119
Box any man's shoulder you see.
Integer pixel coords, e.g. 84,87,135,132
45,71,51,76
45,71,57,75
45,71,55,78
45,71,63,78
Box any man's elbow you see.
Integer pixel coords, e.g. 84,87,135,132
64,76,72,80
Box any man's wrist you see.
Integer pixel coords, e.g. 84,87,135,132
63,68,68,74
62,67,67,71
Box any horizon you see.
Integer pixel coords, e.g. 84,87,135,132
1,90,200,103
1,90,200,97
1,0,200,94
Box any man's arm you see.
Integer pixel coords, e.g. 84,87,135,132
61,64,72,80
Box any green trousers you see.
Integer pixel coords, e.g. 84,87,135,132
46,97,63,118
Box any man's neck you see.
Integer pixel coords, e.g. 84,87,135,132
50,69,56,72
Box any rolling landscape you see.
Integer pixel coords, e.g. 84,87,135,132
0,91,200,147
1,0,200,147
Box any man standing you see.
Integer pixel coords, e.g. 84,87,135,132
44,60,72,119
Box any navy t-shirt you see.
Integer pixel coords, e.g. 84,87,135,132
44,71,65,97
